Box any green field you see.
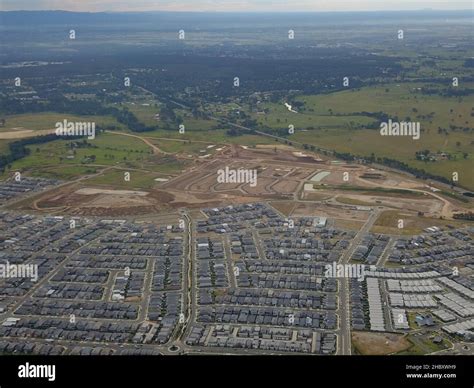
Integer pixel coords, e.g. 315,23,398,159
254,103,376,129
136,128,275,147
0,131,181,181
30,165,98,180
148,138,220,155
122,103,161,127
124,103,216,130
274,83,474,190
84,169,161,189
8,132,150,168
296,83,473,128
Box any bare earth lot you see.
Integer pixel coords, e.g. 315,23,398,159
7,144,472,221
352,331,412,355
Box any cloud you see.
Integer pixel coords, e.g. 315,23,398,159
1,0,471,12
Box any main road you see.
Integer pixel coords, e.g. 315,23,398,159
172,211,195,349
336,209,380,355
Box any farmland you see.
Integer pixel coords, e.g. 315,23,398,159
249,83,473,189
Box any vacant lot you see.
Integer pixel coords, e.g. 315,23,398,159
352,331,412,355
371,210,470,235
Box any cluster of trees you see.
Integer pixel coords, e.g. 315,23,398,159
112,108,153,133
421,87,474,97
130,53,400,101
347,111,390,129
226,127,246,137
1,95,158,133
0,133,85,173
0,95,109,116
160,104,177,123
372,156,453,185
321,150,456,187
66,140,97,149
415,149,435,161
453,212,474,221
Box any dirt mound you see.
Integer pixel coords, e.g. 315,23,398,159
147,190,175,203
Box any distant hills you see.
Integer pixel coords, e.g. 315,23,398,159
0,10,471,27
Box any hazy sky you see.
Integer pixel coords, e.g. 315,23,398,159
1,0,471,12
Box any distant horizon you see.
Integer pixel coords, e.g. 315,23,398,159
1,8,472,14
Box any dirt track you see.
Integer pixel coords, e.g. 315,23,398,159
0,129,54,139
105,130,169,154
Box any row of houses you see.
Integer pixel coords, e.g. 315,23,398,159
0,317,141,343
0,341,64,355
207,288,336,310
388,229,473,265
186,324,336,354
16,299,139,320
198,306,337,330
0,178,61,205
0,211,187,350
351,233,389,265
350,278,369,331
